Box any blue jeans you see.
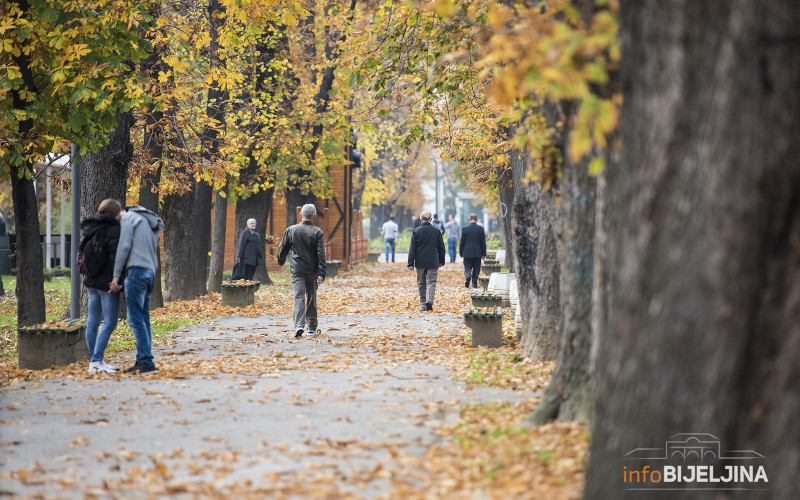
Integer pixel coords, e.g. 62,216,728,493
86,287,120,363
447,237,458,263
125,267,155,366
385,238,396,263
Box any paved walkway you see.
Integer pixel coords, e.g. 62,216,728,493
0,267,532,498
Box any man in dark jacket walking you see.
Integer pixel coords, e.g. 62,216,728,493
459,213,486,288
237,218,265,281
408,211,446,312
277,204,326,337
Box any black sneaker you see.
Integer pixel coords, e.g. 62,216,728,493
426,303,433,311
294,327,304,338
124,362,157,374
465,278,470,288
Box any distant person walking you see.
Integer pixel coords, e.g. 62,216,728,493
277,204,327,338
408,211,446,312
412,215,421,229
444,214,460,263
459,213,486,288
431,214,445,235
237,218,264,281
381,216,399,263
80,199,123,374
109,205,164,373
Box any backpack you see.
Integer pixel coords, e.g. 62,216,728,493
77,233,108,277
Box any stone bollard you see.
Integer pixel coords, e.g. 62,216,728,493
221,281,260,307
464,308,503,348
470,291,503,308
18,319,88,370
367,252,380,263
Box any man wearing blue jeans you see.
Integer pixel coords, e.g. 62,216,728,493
110,206,163,374
381,216,399,263
444,214,460,263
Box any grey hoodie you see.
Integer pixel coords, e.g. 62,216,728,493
113,206,164,278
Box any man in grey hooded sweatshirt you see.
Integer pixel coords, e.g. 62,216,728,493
109,206,164,373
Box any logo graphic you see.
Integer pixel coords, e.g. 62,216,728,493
623,433,768,491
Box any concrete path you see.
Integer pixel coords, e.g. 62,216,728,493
0,271,533,498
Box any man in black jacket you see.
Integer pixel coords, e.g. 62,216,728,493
277,204,327,337
459,213,486,288
408,211,446,312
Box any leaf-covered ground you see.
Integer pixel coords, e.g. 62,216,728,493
0,263,588,498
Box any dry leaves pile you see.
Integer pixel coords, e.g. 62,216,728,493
0,261,588,499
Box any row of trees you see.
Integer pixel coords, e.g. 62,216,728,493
3,0,798,496
345,0,799,496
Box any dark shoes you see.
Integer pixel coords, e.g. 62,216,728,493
426,303,433,311
465,278,470,288
124,362,157,374
294,327,304,338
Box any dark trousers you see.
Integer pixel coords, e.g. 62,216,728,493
463,258,482,287
291,274,318,331
244,264,256,281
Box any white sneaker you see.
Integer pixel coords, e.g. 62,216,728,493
88,361,118,374
306,329,316,337
102,361,119,370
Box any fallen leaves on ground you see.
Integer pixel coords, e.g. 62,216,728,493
0,261,587,499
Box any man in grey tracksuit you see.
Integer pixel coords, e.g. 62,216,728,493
109,206,163,373
277,204,327,338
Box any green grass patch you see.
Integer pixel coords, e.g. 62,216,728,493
463,349,531,387
106,316,194,353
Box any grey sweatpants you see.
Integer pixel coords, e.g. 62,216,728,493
415,268,439,305
291,274,318,331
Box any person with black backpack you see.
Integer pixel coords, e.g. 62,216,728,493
79,199,124,374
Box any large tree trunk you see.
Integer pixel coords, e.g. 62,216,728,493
73,110,133,317
205,0,228,294
527,138,596,424
208,187,227,293
162,173,203,301
80,111,132,221
513,180,561,361
586,1,800,498
137,5,166,309
10,164,45,327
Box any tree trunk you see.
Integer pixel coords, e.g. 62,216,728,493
527,139,596,424
204,0,228,294
192,180,212,294
208,187,228,292
586,1,800,498
80,111,132,221
74,110,133,318
513,180,561,361
138,5,166,309
163,175,203,301
10,164,45,327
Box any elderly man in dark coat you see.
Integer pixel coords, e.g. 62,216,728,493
408,211,446,312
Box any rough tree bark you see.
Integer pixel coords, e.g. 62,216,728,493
79,112,132,222
513,179,562,361
8,8,45,327
208,187,227,292
10,164,45,327
204,0,228,294
586,1,800,498
527,135,596,424
71,110,133,317
137,5,166,308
